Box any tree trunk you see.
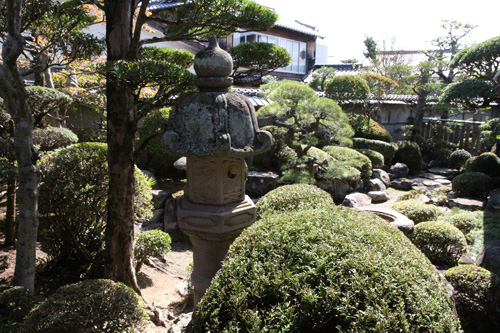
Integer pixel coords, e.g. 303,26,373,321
4,179,16,246
0,0,40,293
413,94,427,143
103,0,140,292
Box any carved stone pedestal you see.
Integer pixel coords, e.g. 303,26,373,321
177,195,256,306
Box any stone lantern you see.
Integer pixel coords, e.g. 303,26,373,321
162,37,272,306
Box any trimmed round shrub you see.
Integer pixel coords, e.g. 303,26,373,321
0,287,40,332
352,137,396,165
449,149,472,170
443,212,481,235
412,221,467,266
194,208,461,331
444,265,500,332
348,114,392,142
20,279,149,333
471,153,500,178
134,230,171,272
71,128,107,143
392,199,441,223
256,184,334,219
33,127,78,151
463,156,477,172
452,172,492,197
356,148,384,168
394,140,422,172
432,148,453,167
39,143,153,274
322,145,372,179
252,125,288,171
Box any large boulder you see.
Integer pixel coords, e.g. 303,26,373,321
246,171,279,197
388,163,409,180
342,192,372,208
372,169,391,187
476,239,500,278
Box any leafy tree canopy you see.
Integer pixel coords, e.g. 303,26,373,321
308,66,336,92
229,42,291,84
325,75,370,104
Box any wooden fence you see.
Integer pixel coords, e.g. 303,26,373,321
421,118,484,155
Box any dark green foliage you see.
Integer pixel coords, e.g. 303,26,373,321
444,265,500,332
452,172,492,197
140,46,194,69
137,108,180,177
0,287,40,333
348,114,392,142
252,125,288,171
325,75,370,105
432,148,453,167
394,140,422,172
443,212,481,235
470,153,500,178
71,128,107,143
32,127,78,151
230,42,291,84
307,66,336,92
39,143,153,274
256,184,334,219
356,148,384,168
26,86,73,127
463,156,477,172
479,118,500,153
306,146,361,184
322,145,372,179
392,199,441,223
412,221,468,266
194,208,461,332
352,137,396,165
449,149,472,170
20,280,149,333
134,230,171,272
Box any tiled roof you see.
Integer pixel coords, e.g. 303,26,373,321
147,0,185,11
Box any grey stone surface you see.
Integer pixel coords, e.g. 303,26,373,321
173,157,187,171
367,178,386,192
388,163,409,179
342,192,372,208
152,190,171,209
428,167,458,177
391,178,413,191
447,193,485,210
368,190,391,203
486,189,500,214
245,171,279,197
372,169,391,187
358,207,414,237
475,240,500,278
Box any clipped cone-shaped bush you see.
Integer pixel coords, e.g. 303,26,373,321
194,207,461,332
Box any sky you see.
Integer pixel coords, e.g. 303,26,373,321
254,0,500,64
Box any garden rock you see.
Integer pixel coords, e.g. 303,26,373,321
476,239,500,277
163,197,186,242
372,169,390,187
245,171,279,197
173,157,187,171
447,193,486,211
152,190,170,209
342,192,372,208
428,167,458,178
391,178,413,191
169,312,193,333
486,189,500,214
359,207,414,237
368,190,390,203
367,178,386,192
388,163,409,180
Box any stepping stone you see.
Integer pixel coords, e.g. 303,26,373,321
428,167,458,177
447,193,485,210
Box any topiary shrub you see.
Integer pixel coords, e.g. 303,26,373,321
463,156,477,172
194,208,461,332
443,212,481,235
352,137,396,165
134,230,171,272
322,145,372,179
32,126,78,152
136,107,180,178
39,143,153,276
0,287,40,332
470,153,500,178
449,149,472,170
444,265,500,332
256,184,334,219
348,114,392,142
411,221,468,266
394,140,422,172
356,148,384,168
252,125,288,171
392,199,441,224
20,279,149,333
71,128,107,143
452,172,492,197
432,148,453,167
